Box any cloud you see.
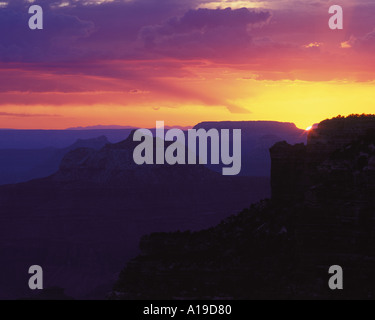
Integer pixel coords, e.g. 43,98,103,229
0,2,94,62
140,8,271,58
0,112,59,117
148,7,271,33
349,30,375,51
1,0,375,115
0,0,212,62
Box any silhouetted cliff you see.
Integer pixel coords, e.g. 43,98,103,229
270,114,375,203
113,115,375,300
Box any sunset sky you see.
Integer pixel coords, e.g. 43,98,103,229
1,0,375,129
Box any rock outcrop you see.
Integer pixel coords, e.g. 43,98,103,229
194,121,307,177
270,114,375,203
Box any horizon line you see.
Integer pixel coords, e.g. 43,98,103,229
0,120,307,131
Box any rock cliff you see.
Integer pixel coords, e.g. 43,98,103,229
270,114,375,203
113,115,375,299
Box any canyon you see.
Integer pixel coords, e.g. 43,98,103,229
113,115,375,300
0,126,272,299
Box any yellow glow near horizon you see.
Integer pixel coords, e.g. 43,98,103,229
1,79,375,130
225,79,375,129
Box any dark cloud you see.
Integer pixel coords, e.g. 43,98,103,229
0,0,207,62
0,2,94,62
143,7,271,35
140,8,271,59
0,1,273,62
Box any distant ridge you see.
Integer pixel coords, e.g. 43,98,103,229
193,120,307,176
66,125,136,130
66,125,194,130
0,136,110,185
0,121,306,176
194,120,302,130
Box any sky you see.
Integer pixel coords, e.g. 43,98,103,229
0,0,375,129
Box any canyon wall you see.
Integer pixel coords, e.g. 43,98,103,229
270,116,375,298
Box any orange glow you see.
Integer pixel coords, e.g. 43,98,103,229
1,76,375,130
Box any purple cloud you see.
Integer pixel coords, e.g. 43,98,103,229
0,2,94,62
148,7,271,34
1,0,375,86
140,8,271,58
